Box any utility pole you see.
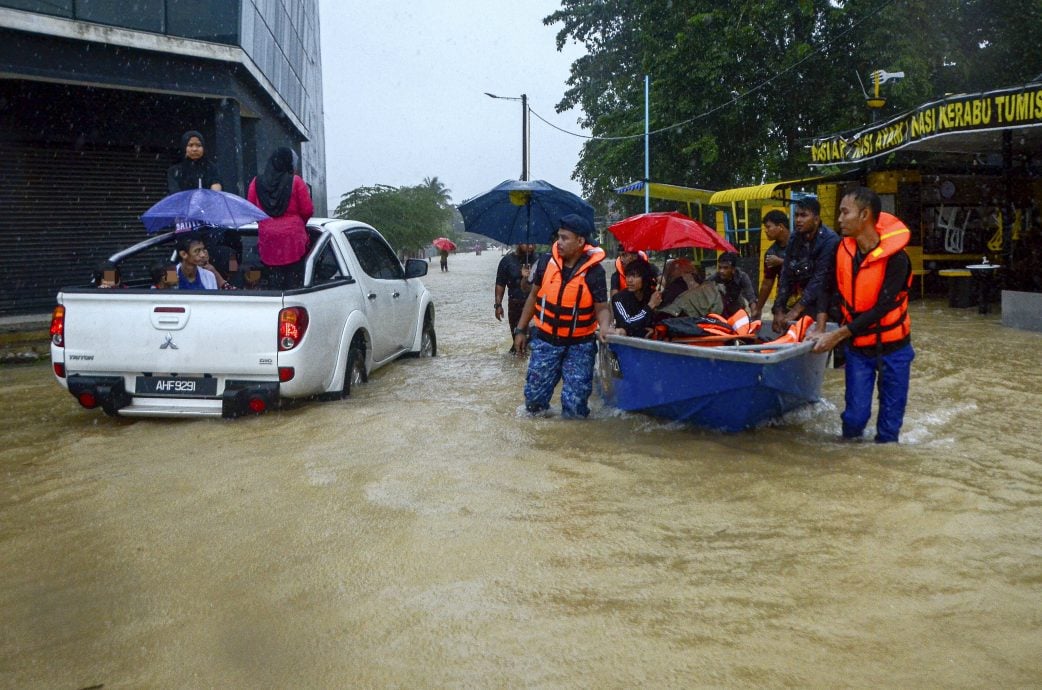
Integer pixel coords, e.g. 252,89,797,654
486,91,530,181
644,75,650,213
521,93,530,181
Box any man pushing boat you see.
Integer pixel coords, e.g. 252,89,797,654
812,187,915,443
513,214,613,418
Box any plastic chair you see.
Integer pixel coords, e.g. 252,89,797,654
906,245,927,299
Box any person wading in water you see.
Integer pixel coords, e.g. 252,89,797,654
512,214,612,418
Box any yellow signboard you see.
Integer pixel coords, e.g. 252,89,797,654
810,84,1042,166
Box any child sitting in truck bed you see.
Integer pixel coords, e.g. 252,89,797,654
150,263,178,290
92,261,124,289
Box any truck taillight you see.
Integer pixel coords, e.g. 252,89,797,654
278,307,309,351
50,306,65,347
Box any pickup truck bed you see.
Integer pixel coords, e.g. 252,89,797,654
51,219,436,418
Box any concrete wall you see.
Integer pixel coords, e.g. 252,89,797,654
1001,290,1042,333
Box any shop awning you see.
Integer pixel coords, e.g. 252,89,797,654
708,178,821,205
809,82,1042,166
614,180,716,204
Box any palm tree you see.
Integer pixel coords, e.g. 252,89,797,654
422,176,452,207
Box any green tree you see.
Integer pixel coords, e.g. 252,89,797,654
545,0,843,207
546,0,1042,206
334,180,456,254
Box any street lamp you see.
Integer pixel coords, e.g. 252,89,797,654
485,92,530,181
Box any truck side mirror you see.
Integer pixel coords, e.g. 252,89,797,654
404,259,428,279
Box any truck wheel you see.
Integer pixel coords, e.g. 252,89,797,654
342,345,367,397
418,318,437,357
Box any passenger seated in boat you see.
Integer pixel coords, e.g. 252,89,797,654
611,260,661,337
659,258,701,308
655,264,723,319
710,251,756,318
611,247,659,297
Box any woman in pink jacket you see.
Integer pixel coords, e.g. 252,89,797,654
247,147,314,289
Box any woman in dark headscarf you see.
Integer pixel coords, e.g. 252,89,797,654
167,130,222,193
247,146,314,289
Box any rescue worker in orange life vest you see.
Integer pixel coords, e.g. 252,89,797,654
513,213,612,418
812,187,914,443
610,247,659,297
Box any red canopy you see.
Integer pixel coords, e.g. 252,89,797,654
608,211,736,253
432,237,457,251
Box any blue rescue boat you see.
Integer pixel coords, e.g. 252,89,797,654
598,330,832,431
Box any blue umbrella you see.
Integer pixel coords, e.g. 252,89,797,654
140,189,270,233
458,179,595,245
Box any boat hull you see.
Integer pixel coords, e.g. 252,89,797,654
599,334,831,431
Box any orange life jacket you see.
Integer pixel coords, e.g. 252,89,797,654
725,308,760,336
835,212,912,349
614,251,650,291
534,243,606,341
765,315,815,346
660,311,761,347
688,309,761,337
698,314,736,337
653,309,761,346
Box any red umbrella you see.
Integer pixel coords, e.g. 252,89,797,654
608,211,737,253
432,237,457,251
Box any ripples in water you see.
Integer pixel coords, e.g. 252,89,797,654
1,252,1040,686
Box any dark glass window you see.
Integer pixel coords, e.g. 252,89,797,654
311,239,346,285
0,0,72,17
237,231,261,270
76,0,164,32
348,232,404,280
1,0,239,43
167,0,239,44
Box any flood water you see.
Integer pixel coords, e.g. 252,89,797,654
2,251,1041,687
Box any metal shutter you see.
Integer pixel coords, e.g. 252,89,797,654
0,142,168,315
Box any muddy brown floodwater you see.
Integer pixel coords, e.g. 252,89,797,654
2,251,1041,687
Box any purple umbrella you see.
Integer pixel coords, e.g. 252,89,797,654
140,189,270,233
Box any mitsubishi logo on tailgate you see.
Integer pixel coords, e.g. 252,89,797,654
160,335,178,350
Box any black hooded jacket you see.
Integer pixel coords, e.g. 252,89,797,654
167,130,222,193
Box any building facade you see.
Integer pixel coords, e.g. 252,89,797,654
0,0,326,314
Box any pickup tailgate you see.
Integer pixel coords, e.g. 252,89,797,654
60,290,283,378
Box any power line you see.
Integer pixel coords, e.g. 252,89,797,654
529,0,899,142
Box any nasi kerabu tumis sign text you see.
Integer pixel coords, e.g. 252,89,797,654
810,84,1042,166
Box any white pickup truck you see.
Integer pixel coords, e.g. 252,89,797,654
50,219,436,418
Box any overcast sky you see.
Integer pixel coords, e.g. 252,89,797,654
317,1,589,209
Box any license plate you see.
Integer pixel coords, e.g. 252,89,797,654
136,376,218,397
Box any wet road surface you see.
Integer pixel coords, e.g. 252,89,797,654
2,251,1041,687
